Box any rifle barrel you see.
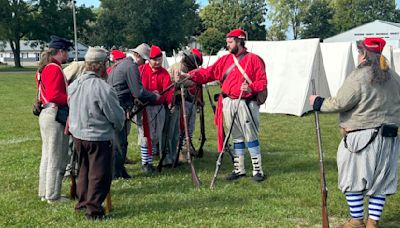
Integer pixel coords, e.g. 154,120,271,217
311,79,329,228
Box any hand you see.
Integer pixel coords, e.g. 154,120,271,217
179,72,191,79
153,90,161,101
173,69,181,82
168,103,175,113
309,95,318,106
241,81,252,93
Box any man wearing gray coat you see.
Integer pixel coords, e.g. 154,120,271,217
107,43,159,179
68,47,125,220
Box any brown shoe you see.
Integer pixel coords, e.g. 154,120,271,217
342,218,366,228
366,218,378,228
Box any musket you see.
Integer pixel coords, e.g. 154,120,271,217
311,79,329,228
201,52,234,163
157,103,172,172
197,84,206,158
180,83,201,187
210,48,253,189
210,88,244,189
68,143,78,199
204,49,217,113
129,76,190,118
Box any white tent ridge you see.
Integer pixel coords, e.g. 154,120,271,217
246,39,331,116
321,42,355,97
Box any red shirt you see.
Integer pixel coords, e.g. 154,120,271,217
190,49,267,98
36,59,68,106
139,63,173,105
188,49,267,152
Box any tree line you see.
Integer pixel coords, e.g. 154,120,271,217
0,0,399,67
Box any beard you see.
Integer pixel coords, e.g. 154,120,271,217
228,45,239,54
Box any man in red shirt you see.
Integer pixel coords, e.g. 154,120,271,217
184,29,267,182
107,49,126,74
36,35,73,203
137,45,173,173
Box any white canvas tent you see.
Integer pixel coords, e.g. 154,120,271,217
321,42,355,96
246,39,331,116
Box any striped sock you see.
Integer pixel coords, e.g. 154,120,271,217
141,146,148,165
147,154,153,165
345,192,364,219
233,141,246,156
247,140,260,157
368,195,386,221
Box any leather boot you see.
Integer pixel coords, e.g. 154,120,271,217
366,218,378,228
342,218,366,228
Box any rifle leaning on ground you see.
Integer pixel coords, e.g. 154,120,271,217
104,192,112,214
197,84,206,158
311,79,329,228
66,141,78,199
180,82,201,187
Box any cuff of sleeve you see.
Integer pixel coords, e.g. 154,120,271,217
313,96,325,111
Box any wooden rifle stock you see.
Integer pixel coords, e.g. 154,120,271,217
130,77,190,118
68,146,78,199
70,176,77,199
104,191,112,214
180,84,201,187
311,79,329,228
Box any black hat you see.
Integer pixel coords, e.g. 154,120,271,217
48,35,73,50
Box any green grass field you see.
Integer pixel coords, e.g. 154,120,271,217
0,72,399,227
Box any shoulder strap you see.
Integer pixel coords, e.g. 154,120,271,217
233,54,253,84
221,51,248,84
36,71,49,103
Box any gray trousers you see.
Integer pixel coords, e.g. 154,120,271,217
337,129,399,195
222,98,260,143
38,107,69,200
161,105,181,165
184,100,196,137
137,105,166,152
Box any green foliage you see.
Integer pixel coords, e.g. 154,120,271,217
31,0,96,43
332,0,399,33
200,0,267,40
301,0,336,40
198,0,266,51
267,0,311,40
266,24,287,41
92,0,200,53
0,0,35,67
0,0,95,67
1,72,400,226
197,28,225,55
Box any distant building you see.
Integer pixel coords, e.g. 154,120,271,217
324,20,400,48
0,40,42,66
0,40,89,66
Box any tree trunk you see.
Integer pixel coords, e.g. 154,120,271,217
10,39,22,68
